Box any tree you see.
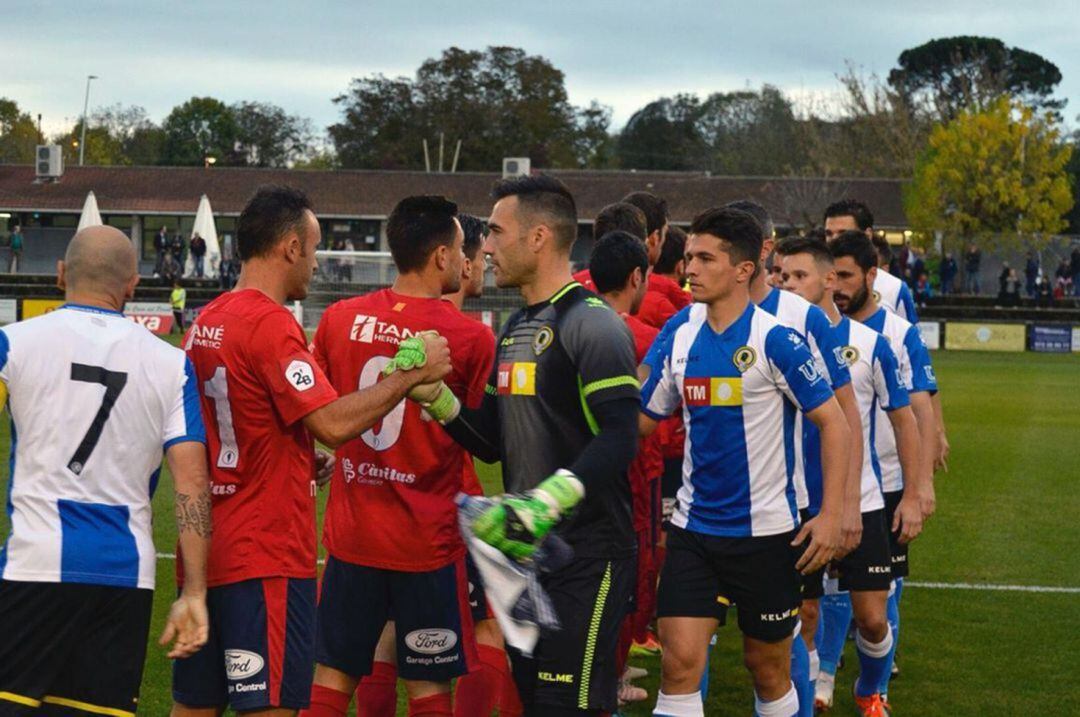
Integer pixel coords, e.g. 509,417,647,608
330,46,610,170
616,95,705,170
51,105,159,166
888,37,1064,121
0,98,43,164
905,97,1073,252
231,101,313,167
161,97,240,166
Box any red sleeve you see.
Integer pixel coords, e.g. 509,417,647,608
251,310,339,426
573,269,595,291
637,292,678,329
310,308,332,379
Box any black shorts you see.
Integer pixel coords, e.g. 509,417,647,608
316,555,477,682
0,581,152,716
657,525,801,643
883,491,910,578
830,510,893,592
661,457,682,501
465,552,493,623
798,509,825,600
508,556,634,714
173,576,316,711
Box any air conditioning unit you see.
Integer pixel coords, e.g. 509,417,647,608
502,157,530,178
36,145,63,179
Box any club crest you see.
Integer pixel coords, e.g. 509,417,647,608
733,346,757,373
533,326,555,355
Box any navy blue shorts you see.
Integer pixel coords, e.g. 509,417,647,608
172,577,316,711
316,554,478,682
464,552,493,623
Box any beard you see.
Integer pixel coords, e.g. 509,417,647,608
837,283,869,315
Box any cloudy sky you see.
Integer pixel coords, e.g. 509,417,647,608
7,0,1079,139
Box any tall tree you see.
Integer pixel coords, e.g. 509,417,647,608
0,98,43,164
161,97,240,166
231,101,313,167
905,97,1073,251
616,95,706,170
697,85,807,174
330,46,609,170
888,37,1064,120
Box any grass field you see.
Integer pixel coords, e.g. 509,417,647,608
2,347,1079,715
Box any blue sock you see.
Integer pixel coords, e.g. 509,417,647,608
879,581,902,695
818,592,851,676
854,625,893,697
791,634,812,717
699,633,716,700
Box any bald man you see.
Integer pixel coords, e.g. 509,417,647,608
0,225,212,716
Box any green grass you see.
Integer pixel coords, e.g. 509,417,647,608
2,346,1078,714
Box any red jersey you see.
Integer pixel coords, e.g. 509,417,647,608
573,268,596,291
312,289,495,572
637,290,678,329
649,273,691,310
622,313,663,530
185,289,338,587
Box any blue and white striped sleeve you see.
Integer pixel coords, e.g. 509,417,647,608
164,356,207,449
898,281,919,324
903,325,937,394
765,325,834,413
872,335,910,411
806,305,851,389
640,320,679,420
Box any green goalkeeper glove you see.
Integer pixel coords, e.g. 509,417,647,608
383,335,431,375
472,470,585,562
411,381,461,424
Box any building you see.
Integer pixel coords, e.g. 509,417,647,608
0,164,908,274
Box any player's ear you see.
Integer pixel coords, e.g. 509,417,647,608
433,243,449,272
125,273,140,300
867,265,878,287
282,232,303,264
56,260,67,291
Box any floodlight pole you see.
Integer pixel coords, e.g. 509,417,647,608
79,74,98,166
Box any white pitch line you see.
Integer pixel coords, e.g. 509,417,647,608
151,555,1078,593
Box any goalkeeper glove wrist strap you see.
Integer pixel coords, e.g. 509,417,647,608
421,383,461,424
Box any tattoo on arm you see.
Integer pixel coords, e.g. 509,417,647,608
175,488,212,539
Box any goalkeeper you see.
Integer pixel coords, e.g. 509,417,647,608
388,175,641,717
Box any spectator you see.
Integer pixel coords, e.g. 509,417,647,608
1071,245,1080,298
910,246,926,288
1025,252,1039,297
1035,273,1053,307
964,242,982,294
170,231,186,270
154,225,168,276
190,232,207,278
1054,260,1071,300
161,250,182,286
915,272,933,304
939,251,958,295
1000,268,1021,307
170,280,186,334
8,224,23,273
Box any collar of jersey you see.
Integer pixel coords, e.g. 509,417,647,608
863,306,887,333
60,302,124,317
757,286,781,314
704,301,755,341
538,281,581,306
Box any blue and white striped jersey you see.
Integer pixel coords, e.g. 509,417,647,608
873,269,919,324
0,305,205,590
862,307,937,493
833,317,910,512
757,287,851,513
641,302,835,538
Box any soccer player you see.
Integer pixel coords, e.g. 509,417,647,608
640,207,850,717
0,226,210,716
775,235,927,716
400,175,642,716
174,186,451,716
623,191,692,328
827,230,941,710
728,201,863,713
653,225,688,292
573,201,650,291
303,197,496,717
590,231,662,707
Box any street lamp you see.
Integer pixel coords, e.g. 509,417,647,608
78,74,98,166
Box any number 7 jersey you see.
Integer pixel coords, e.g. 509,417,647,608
185,289,338,587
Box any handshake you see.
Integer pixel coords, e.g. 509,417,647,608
385,334,585,561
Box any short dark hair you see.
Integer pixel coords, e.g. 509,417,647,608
775,234,832,265
386,195,459,273
590,231,649,294
458,213,485,261
236,185,314,261
828,230,877,272
871,235,893,264
724,200,774,240
689,207,763,265
803,227,828,243
824,199,874,231
593,202,647,241
621,191,668,237
492,174,577,249
655,225,687,275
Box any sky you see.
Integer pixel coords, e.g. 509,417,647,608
6,0,1079,140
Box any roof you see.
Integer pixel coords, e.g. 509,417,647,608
0,164,910,226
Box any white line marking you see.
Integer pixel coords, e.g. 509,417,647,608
152,554,1078,592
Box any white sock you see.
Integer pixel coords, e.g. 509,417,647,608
653,690,704,717
855,625,894,658
755,683,799,716
808,649,820,682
